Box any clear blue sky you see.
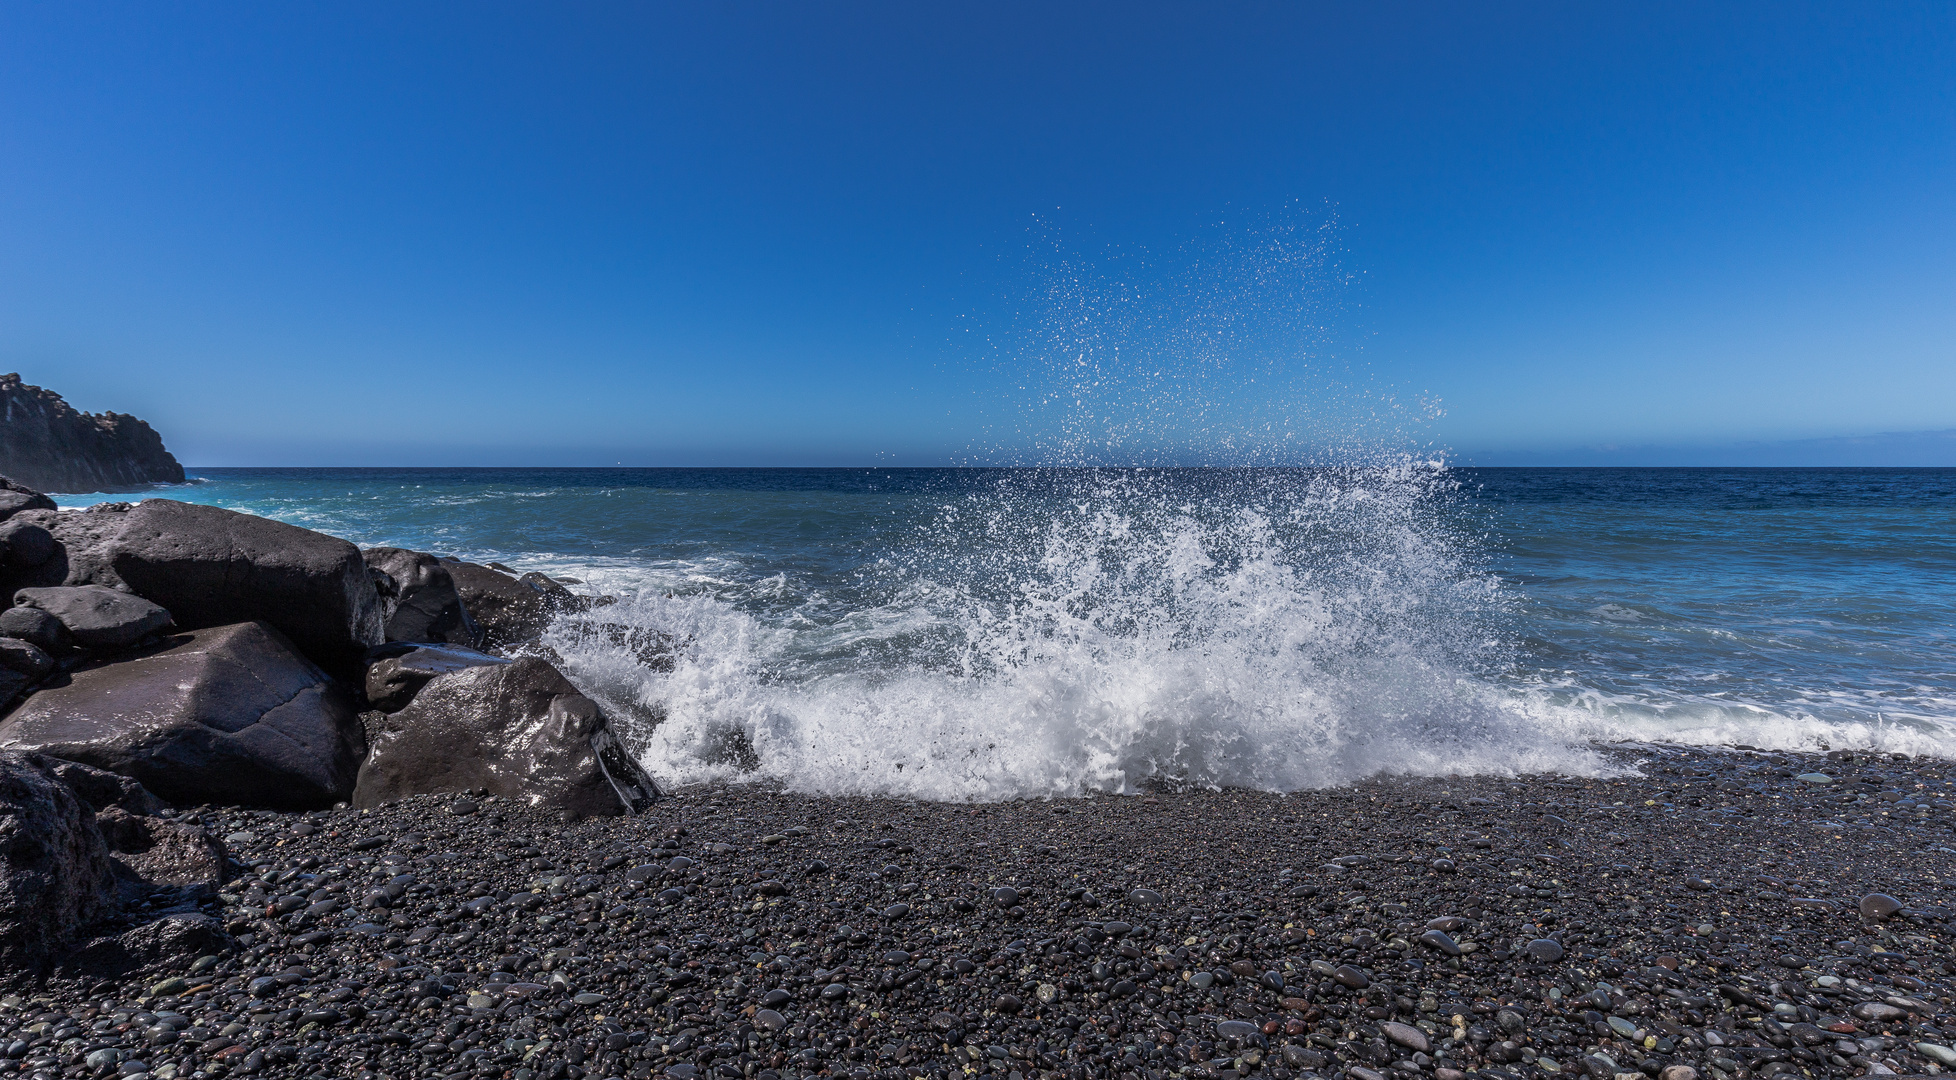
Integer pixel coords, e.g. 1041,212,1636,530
3,2,1952,466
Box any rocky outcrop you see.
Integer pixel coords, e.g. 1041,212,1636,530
364,642,508,713
0,374,184,493
0,621,365,809
363,547,481,646
0,752,119,973
4,499,384,677
354,656,657,818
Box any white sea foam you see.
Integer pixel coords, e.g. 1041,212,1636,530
545,464,1618,799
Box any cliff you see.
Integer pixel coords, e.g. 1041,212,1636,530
0,374,184,493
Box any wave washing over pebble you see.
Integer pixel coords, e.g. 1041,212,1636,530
57,465,1956,798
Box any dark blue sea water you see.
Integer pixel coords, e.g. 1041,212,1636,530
53,466,1956,796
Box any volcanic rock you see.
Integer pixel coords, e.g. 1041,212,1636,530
441,559,557,647
0,373,184,493
6,499,384,675
0,621,364,809
0,478,56,523
0,752,118,973
363,546,482,646
354,655,658,817
14,584,172,649
94,806,227,889
364,641,509,713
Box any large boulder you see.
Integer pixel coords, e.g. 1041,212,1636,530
363,547,481,646
354,656,658,818
0,621,364,809
364,642,509,713
0,752,119,974
3,500,384,676
14,584,172,649
440,559,556,647
0,477,56,523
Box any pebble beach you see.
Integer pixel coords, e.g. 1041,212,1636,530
10,744,1954,1080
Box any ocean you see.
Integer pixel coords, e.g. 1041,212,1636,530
53,465,1956,798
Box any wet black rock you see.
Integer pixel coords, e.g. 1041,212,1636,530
363,547,482,647
1859,892,1904,920
1524,937,1565,962
0,621,364,808
440,559,557,647
355,655,658,817
363,641,509,713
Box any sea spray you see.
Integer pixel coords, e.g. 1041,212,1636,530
548,465,1606,798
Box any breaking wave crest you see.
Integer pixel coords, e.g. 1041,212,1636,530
547,464,1608,799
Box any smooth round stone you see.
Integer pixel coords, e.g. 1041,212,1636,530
1382,1021,1430,1053
1684,876,1713,891
1915,1043,1956,1067
994,994,1022,1013
991,887,1021,908
447,798,480,816
1102,921,1132,937
1525,938,1565,963
1860,893,1904,920
668,857,695,870
1215,1020,1260,1039
761,988,793,1006
755,1009,787,1032
1128,888,1164,906
1419,930,1461,956
882,903,911,919
1333,964,1370,989
1425,917,1468,931
819,983,848,1001
1188,972,1215,989
1659,1067,1698,1080
883,950,913,965
1260,970,1284,992
1431,858,1457,873
573,993,605,1005
1795,773,1834,784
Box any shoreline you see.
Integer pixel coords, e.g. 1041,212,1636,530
6,743,1952,1080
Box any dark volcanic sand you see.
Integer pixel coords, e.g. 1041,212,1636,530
9,744,1956,1080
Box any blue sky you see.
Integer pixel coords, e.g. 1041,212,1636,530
2,2,1952,466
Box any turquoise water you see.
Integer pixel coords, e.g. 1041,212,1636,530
55,466,1956,796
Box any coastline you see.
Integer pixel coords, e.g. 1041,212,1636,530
10,743,1953,1080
